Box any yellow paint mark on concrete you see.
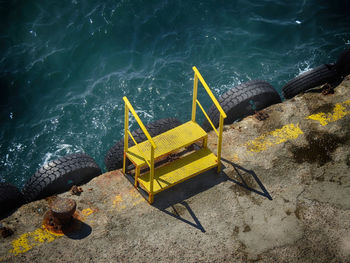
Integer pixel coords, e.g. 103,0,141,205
132,197,145,206
109,189,145,211
41,224,65,237
246,123,304,153
233,153,240,163
129,188,145,206
112,194,123,206
307,100,350,126
112,194,126,210
129,188,137,196
81,208,94,217
129,188,141,198
242,100,350,154
9,228,57,256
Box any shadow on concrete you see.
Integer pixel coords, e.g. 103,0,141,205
0,211,14,221
221,158,272,200
62,218,92,240
137,158,271,231
152,169,228,232
158,201,206,233
0,207,20,220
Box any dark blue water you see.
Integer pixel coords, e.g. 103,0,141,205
1,0,350,187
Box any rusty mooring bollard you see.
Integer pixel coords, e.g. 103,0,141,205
43,197,78,234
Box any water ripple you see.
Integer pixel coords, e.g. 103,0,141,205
1,0,350,187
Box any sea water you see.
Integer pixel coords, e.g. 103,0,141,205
1,0,350,187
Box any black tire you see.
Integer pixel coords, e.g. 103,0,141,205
335,47,350,78
203,80,281,131
0,182,24,215
104,118,182,171
282,64,339,99
22,153,101,202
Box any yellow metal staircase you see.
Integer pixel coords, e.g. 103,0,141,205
122,66,227,203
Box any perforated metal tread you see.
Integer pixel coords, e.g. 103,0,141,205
126,121,207,167
137,147,217,194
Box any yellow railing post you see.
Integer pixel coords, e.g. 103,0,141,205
191,73,198,122
217,114,224,172
192,66,227,174
149,146,155,203
123,102,129,174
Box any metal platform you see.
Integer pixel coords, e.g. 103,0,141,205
126,121,207,167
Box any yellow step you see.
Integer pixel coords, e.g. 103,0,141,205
126,121,207,167
137,147,217,194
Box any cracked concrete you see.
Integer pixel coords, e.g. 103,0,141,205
1,76,350,262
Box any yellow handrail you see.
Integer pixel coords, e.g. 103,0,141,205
196,99,219,136
192,66,227,119
191,66,226,172
123,97,156,148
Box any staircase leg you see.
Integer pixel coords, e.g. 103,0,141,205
134,166,140,187
148,193,154,204
203,136,208,148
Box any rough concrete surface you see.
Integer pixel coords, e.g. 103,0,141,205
1,77,350,263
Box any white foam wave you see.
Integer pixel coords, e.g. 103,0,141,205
41,144,84,167
297,62,312,76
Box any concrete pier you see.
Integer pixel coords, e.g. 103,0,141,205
1,76,349,262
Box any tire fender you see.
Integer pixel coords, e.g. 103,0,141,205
22,153,101,202
282,64,340,99
203,80,281,130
